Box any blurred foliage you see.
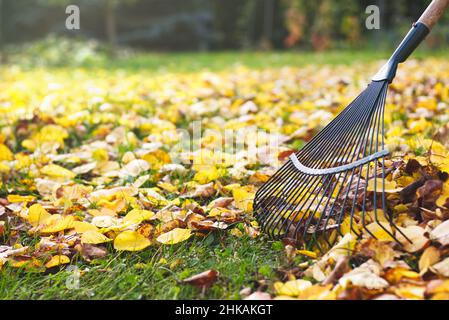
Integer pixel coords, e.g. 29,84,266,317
284,0,449,50
4,36,131,67
0,0,448,51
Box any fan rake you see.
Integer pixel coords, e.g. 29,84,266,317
254,0,449,249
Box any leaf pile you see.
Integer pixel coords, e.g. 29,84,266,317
0,59,449,299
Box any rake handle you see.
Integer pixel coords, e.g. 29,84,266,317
418,0,449,30
372,0,449,82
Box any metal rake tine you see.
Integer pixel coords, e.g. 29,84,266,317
367,88,400,241
293,83,385,240
320,89,383,240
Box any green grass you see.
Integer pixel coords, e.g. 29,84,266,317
0,234,291,300
8,48,449,73
86,49,449,72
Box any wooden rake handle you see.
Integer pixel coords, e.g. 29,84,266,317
418,0,449,30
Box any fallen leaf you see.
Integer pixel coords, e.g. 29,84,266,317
40,215,75,234
114,230,152,251
430,257,449,277
156,228,192,245
396,225,429,252
80,244,108,261
182,269,219,289
190,182,216,198
123,209,154,224
27,203,51,227
274,279,312,297
338,259,389,290
45,255,70,268
40,164,76,180
232,186,255,212
73,221,99,233
244,291,272,300
81,230,112,244
429,219,449,246
7,194,36,203
419,246,440,275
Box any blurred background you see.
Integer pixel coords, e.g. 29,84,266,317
0,0,448,67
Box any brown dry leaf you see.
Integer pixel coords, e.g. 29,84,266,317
190,182,216,198
358,239,397,267
80,244,108,261
190,220,228,231
182,269,219,289
206,197,233,209
322,257,350,285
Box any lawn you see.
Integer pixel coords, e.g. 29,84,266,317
1,49,449,300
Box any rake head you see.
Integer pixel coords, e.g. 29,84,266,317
253,21,432,249
254,80,401,248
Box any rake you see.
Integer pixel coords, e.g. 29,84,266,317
254,0,449,249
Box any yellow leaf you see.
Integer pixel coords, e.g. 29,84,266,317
123,209,154,224
365,222,395,241
156,228,192,245
274,279,312,297
157,182,178,193
92,149,109,161
73,221,99,233
208,207,231,217
45,255,70,268
193,166,221,184
142,150,171,170
81,230,112,244
408,117,431,134
297,284,336,300
28,204,51,227
296,250,317,259
0,144,13,161
232,186,255,212
339,216,360,236
40,164,76,180
436,182,449,208
40,215,75,234
367,179,403,193
7,194,36,203
114,230,151,251
419,246,440,275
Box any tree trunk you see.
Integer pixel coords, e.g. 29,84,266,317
105,0,117,54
